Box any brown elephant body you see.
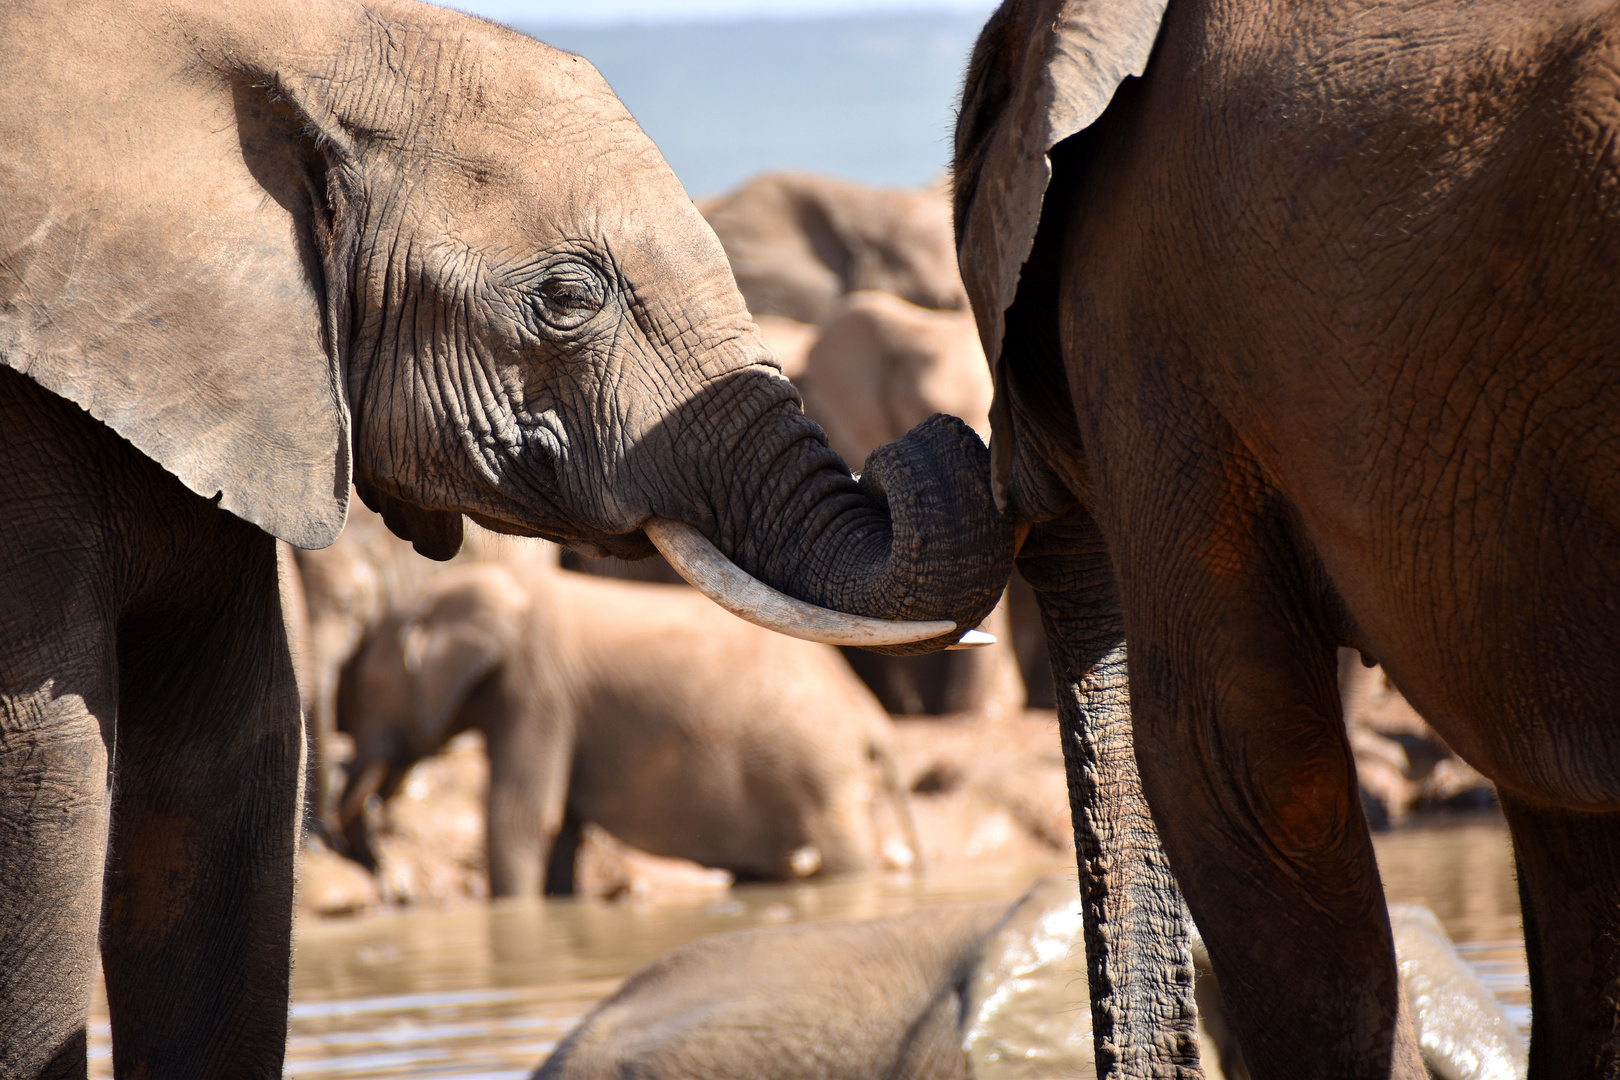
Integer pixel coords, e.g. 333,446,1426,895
953,0,1620,1077
340,562,915,897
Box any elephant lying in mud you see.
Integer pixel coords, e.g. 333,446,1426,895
950,0,1620,1075
534,878,1524,1080
0,1,1007,1073
339,563,918,896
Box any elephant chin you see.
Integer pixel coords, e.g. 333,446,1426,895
644,517,969,648
355,478,465,561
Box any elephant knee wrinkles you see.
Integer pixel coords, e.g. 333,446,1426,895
1238,717,1359,862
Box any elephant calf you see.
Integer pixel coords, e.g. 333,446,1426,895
338,563,916,897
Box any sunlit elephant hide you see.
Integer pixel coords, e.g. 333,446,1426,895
0,1,1011,1073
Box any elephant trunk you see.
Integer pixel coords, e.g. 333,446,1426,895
1020,510,1204,1078
651,387,1015,655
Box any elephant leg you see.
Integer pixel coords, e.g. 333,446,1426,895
0,368,122,1080
544,807,585,897
469,675,573,899
1016,508,1203,1079
101,511,302,1078
1500,792,1620,1076
1115,496,1424,1079
0,622,115,1080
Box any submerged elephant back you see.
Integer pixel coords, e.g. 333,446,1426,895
552,570,893,877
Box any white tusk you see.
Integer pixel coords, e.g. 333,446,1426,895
643,516,959,648
945,629,997,650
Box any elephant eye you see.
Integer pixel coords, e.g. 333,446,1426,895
532,263,606,331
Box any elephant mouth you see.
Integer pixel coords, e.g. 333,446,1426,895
463,508,656,561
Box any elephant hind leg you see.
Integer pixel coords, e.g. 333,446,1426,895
1105,438,1426,1079
1501,793,1620,1077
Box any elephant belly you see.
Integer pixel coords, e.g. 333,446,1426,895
1303,461,1620,809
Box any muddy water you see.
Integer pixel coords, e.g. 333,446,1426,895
88,817,1522,1079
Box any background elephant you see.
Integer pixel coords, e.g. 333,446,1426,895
697,171,968,325
534,876,1522,1080
950,0,1620,1076
339,562,918,897
0,1,1009,1073
289,496,553,848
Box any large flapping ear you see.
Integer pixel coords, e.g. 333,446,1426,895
0,7,358,548
953,0,1169,510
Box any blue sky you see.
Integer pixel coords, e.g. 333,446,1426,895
442,0,996,27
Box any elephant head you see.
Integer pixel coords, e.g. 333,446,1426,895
0,0,1012,653
335,565,527,870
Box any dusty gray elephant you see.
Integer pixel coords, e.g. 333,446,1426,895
698,171,968,325
950,0,1620,1075
534,878,1523,1080
338,562,918,897
0,1,1009,1073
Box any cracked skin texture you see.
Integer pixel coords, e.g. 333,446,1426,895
955,0,1620,1077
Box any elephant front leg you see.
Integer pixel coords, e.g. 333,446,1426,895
101,526,302,1079
476,677,573,899
1110,475,1425,1079
0,669,114,1080
1501,792,1620,1077
1017,508,1204,1079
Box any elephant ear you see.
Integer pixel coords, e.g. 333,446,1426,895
952,0,1169,509
0,21,354,549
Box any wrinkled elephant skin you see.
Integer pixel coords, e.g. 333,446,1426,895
954,0,1620,1077
0,1,1011,1075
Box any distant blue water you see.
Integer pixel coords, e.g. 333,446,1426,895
512,12,992,199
